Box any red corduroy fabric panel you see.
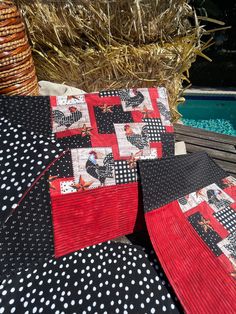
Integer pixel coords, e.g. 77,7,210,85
145,200,236,314
52,182,144,257
225,185,236,200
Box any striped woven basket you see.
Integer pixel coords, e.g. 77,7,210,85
0,0,38,95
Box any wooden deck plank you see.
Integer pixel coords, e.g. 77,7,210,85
174,124,236,146
174,124,236,177
213,160,236,175
175,134,236,153
184,144,236,163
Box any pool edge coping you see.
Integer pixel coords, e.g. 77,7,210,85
184,88,236,97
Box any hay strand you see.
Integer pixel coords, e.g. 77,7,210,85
16,0,216,121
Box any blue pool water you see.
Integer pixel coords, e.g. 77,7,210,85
178,95,236,136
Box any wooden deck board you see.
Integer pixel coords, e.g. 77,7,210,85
175,134,236,153
174,124,236,177
175,124,236,146
213,160,236,176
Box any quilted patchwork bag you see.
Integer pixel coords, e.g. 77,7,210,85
0,88,174,258
49,88,175,256
139,151,236,313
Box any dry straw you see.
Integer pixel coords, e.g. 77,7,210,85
16,0,223,120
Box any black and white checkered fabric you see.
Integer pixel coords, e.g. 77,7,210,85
114,160,137,184
210,198,232,211
143,118,165,142
99,90,120,98
214,207,236,233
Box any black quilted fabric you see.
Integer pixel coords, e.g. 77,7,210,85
138,152,227,212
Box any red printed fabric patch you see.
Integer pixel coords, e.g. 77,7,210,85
49,88,174,257
139,152,236,313
178,177,236,276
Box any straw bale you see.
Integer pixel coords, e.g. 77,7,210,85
16,0,213,121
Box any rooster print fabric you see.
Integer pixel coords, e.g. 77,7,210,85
139,152,236,314
52,95,90,134
48,88,174,257
50,87,173,196
71,148,115,188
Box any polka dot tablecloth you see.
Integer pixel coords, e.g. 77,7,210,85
0,241,181,314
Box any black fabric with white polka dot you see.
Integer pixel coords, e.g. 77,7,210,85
57,134,92,150
0,116,62,225
160,133,175,157
0,175,54,280
49,151,74,178
0,96,52,138
138,152,228,213
94,105,133,134
0,241,181,314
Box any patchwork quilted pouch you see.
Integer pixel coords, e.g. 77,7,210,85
139,151,236,313
48,88,175,256
0,88,175,258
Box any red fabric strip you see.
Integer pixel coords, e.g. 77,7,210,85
51,182,144,257
224,185,236,200
50,96,57,107
145,200,236,314
55,128,83,138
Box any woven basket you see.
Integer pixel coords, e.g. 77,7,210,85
0,0,38,95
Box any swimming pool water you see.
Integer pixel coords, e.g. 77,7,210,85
178,96,236,136
181,118,236,136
